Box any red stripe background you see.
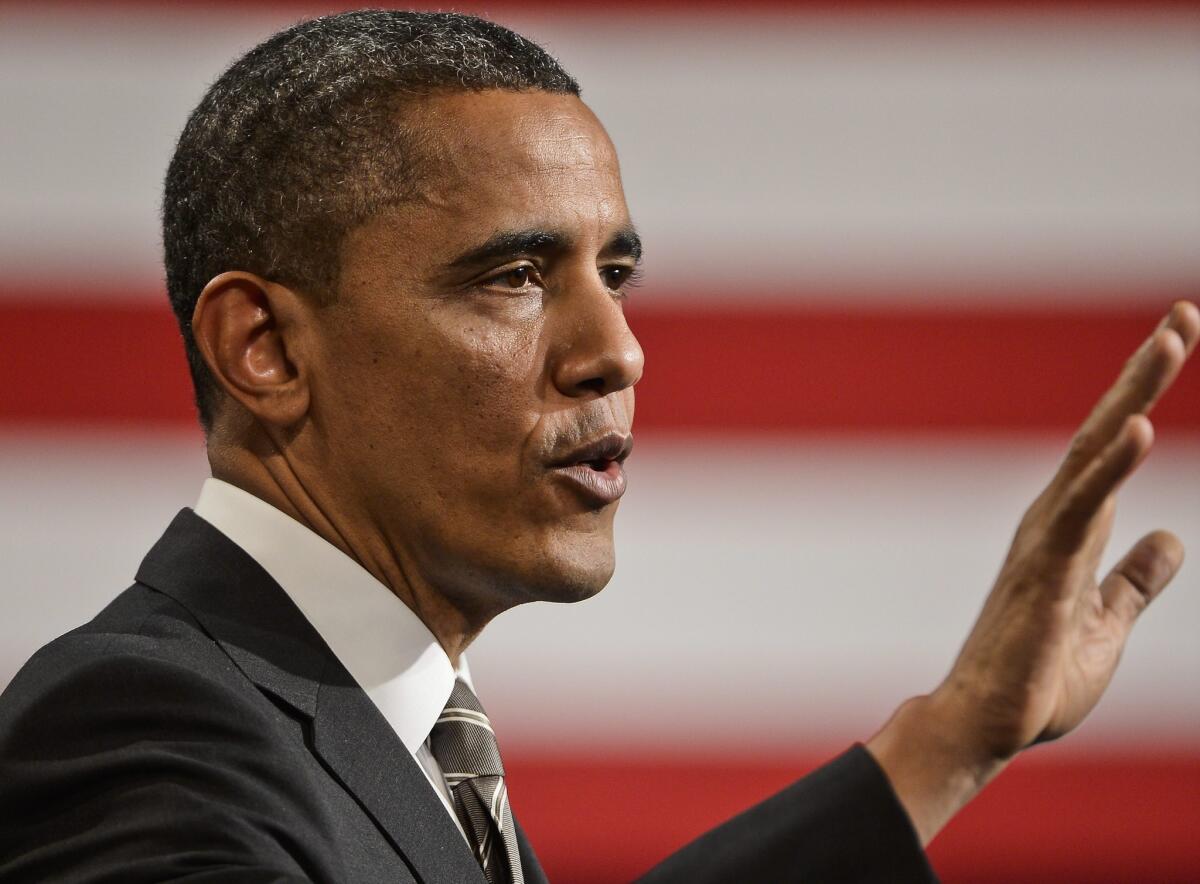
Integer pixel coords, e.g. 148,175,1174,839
3,293,1197,432
507,749,1200,883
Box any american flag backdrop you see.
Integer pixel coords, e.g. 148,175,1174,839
2,2,1198,881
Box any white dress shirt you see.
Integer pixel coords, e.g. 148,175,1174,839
193,477,469,838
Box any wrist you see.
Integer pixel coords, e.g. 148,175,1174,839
865,692,1010,846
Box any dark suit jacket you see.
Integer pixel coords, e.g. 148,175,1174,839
0,510,936,883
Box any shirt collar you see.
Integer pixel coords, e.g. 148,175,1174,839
193,477,469,756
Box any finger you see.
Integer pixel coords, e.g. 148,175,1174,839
1100,530,1185,632
1059,301,1197,482
1162,299,1200,355
1080,496,1117,573
1047,414,1153,556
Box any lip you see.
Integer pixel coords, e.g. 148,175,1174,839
550,459,627,506
547,432,633,506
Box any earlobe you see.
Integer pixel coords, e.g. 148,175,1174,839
191,271,310,429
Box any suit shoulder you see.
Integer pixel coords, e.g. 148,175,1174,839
6,581,227,681
0,583,266,750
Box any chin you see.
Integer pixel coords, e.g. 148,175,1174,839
433,526,616,614
522,541,615,605
497,520,616,605
533,566,612,604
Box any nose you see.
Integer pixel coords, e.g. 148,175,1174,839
549,282,644,400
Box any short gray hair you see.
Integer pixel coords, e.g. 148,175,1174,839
162,10,580,429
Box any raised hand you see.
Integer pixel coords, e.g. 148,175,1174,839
867,301,1199,844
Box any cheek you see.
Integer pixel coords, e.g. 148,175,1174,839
453,324,545,445
356,306,546,463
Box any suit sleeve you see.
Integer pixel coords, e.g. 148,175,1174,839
634,745,938,883
0,638,321,883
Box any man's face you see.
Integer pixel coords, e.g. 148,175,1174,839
306,90,643,615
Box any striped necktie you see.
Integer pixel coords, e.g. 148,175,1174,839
429,679,524,884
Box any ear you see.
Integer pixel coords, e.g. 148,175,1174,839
191,271,311,430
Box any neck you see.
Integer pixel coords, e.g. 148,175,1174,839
208,435,484,666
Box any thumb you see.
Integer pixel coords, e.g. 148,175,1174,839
1099,530,1184,632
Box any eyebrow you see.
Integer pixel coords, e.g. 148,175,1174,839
607,226,644,265
446,225,643,270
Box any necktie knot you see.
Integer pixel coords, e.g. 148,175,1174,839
430,679,505,780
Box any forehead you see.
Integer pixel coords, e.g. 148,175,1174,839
391,90,629,244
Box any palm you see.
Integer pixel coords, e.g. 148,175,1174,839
1039,569,1122,742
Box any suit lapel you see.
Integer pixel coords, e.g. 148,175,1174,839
136,510,487,884
312,666,487,883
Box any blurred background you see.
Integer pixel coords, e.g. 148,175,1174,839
2,1,1198,881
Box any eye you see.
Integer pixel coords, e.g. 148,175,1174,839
481,264,540,291
601,265,641,292
500,266,532,288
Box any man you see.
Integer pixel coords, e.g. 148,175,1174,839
0,9,1195,883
